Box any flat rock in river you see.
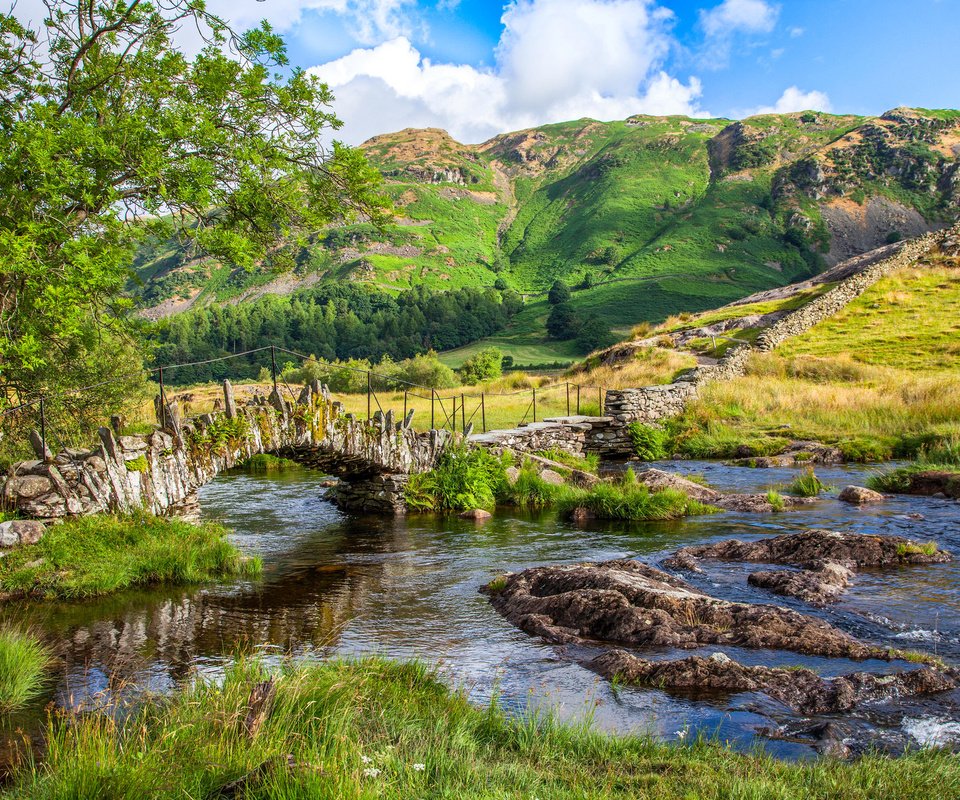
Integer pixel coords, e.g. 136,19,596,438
483,559,890,660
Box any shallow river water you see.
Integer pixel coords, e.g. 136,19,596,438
3,461,959,759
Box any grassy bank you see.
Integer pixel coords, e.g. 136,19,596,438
663,353,960,461
868,437,960,497
404,445,714,521
5,657,957,799
0,627,50,712
0,514,261,600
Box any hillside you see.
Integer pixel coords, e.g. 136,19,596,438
132,107,960,365
595,226,960,462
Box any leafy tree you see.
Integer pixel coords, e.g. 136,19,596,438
546,302,580,340
459,348,503,385
493,277,509,291
575,314,617,353
547,280,571,305
0,0,386,424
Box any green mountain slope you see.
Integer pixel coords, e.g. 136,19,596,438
132,107,960,364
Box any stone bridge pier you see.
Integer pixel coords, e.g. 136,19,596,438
1,380,454,520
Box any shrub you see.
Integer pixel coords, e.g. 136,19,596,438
628,423,668,461
0,627,50,712
404,443,506,512
459,348,504,385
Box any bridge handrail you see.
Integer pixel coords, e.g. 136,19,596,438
2,343,609,459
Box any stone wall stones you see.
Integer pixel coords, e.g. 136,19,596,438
1,381,453,521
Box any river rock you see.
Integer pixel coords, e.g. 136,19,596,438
665,529,950,605
459,508,492,520
748,562,854,606
635,468,814,513
483,559,890,660
838,485,885,504
666,529,951,570
591,649,957,715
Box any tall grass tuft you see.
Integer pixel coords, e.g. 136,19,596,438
5,656,957,799
786,468,829,497
0,627,50,712
0,513,261,600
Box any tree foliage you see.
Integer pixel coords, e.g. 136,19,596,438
0,0,386,416
151,284,520,384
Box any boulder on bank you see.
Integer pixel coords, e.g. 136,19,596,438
591,649,957,715
0,519,46,548
459,508,492,521
483,559,889,660
838,485,885,504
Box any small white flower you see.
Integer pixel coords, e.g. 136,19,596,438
362,767,381,778
413,763,426,772
675,728,688,739
360,755,372,764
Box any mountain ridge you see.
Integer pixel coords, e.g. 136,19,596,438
133,106,959,364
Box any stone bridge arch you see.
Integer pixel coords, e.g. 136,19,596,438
1,380,454,519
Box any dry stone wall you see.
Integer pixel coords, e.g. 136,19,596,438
1,380,453,520
475,224,954,461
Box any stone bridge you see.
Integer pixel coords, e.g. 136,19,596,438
1,380,454,519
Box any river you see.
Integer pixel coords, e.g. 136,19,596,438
3,461,958,759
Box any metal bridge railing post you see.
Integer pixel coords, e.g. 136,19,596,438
532,387,537,423
566,382,570,416
481,393,486,433
461,393,466,432
598,387,603,415
403,390,408,420
431,390,435,430
367,372,372,421
270,345,278,395
577,384,581,415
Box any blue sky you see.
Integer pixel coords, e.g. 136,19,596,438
207,0,960,143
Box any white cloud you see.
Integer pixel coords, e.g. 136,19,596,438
700,0,779,37
788,26,805,37
698,0,779,67
308,0,707,144
745,86,832,116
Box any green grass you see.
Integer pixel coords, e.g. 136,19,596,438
406,445,714,521
766,490,786,512
6,656,959,799
896,541,938,557
785,468,830,497
0,627,50,712
778,264,960,372
0,513,262,600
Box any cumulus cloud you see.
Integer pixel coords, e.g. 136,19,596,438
744,86,832,116
698,0,779,67
309,0,707,144
700,0,779,37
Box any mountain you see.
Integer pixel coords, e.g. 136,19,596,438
132,108,960,363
